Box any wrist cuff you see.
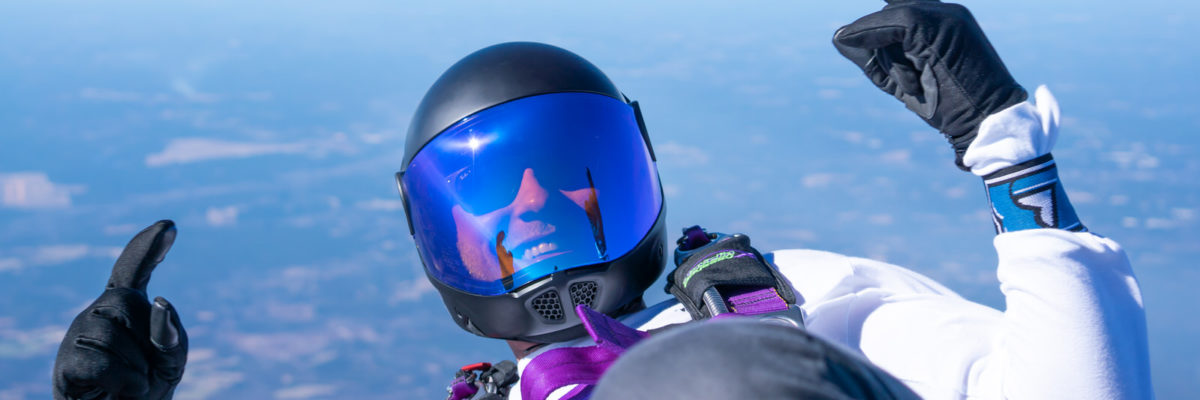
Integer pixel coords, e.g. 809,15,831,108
984,153,1085,234
964,85,1060,176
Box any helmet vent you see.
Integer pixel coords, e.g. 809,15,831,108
569,281,599,309
531,290,565,321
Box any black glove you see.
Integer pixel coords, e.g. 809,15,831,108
833,0,1027,170
53,220,188,400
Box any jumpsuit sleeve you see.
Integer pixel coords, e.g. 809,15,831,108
988,229,1152,399
967,86,1153,399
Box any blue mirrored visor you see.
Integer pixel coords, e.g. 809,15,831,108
403,92,662,296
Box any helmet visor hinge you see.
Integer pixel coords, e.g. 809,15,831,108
631,101,656,162
396,171,416,235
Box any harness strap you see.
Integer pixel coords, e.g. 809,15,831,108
520,305,649,400
725,286,790,315
578,303,649,351
519,346,616,400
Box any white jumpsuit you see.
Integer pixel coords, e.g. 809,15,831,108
512,87,1154,399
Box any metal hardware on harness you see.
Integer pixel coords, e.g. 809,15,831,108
447,360,518,400
757,304,806,329
710,286,804,328
703,287,731,316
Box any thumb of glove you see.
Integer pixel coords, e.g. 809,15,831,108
149,297,187,384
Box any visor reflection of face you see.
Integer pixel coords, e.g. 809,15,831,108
406,92,661,295
450,167,603,289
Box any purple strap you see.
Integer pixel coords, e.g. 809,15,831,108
519,305,649,400
725,287,789,315
519,290,787,399
448,377,478,400
578,304,650,350
519,346,619,400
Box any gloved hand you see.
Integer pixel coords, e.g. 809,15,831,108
833,0,1027,170
53,220,188,400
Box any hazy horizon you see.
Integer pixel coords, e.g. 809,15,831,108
2,1,1196,398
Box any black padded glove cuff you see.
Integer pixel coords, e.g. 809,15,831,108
665,233,796,320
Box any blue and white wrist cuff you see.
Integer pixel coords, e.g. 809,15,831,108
984,153,1085,234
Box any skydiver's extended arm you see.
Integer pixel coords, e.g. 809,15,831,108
835,1,1152,397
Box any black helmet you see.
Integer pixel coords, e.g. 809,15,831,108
397,42,666,343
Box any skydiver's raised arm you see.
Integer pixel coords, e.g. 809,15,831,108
834,1,1152,397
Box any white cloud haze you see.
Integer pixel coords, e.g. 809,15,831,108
0,245,123,273
145,134,356,167
0,172,85,209
206,205,240,227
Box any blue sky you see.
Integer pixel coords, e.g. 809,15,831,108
1,1,1197,398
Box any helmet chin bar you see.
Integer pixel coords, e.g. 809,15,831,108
426,203,666,343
